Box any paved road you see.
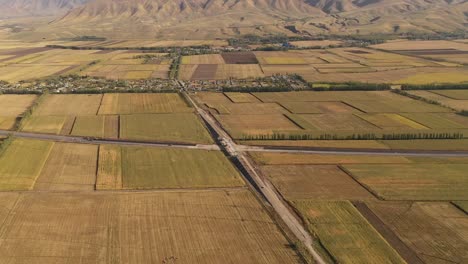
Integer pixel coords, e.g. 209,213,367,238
0,130,220,151
183,92,328,264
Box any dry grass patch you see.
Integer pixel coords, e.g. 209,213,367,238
368,202,468,264
119,113,213,144
343,164,468,200
34,143,98,191
293,200,405,264
34,94,102,116
0,139,53,190
0,191,300,263
98,93,192,115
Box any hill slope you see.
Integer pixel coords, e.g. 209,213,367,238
0,0,89,18
3,0,468,39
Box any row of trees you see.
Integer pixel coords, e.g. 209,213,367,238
241,132,465,141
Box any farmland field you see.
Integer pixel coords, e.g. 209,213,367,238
0,190,301,264
292,200,405,264
0,139,53,190
216,114,301,136
119,113,213,144
71,115,119,138
368,201,468,263
33,143,98,191
343,164,468,200
21,116,69,134
98,93,192,115
259,165,374,200
34,94,102,116
0,94,37,129
97,146,244,189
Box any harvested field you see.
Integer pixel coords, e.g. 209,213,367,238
0,190,301,263
178,64,198,80
0,139,53,191
253,91,399,103
34,143,98,191
221,52,258,64
119,113,213,144
400,113,468,129
250,152,410,165
98,93,192,115
21,116,68,134
293,200,405,264
368,201,468,264
181,54,225,64
260,165,374,200
194,92,232,105
34,94,102,116
453,201,468,214
215,64,264,79
98,146,244,189
208,103,286,115
345,99,450,113
372,40,468,51
0,117,16,130
216,114,301,136
262,57,308,65
430,89,468,100
190,64,218,80
380,139,468,151
224,92,260,103
0,94,37,117
343,164,468,200
356,113,428,129
296,114,378,131
96,145,122,190
406,90,468,111
290,40,342,48
71,115,119,138
280,102,359,114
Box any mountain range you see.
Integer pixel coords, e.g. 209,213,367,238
1,0,467,39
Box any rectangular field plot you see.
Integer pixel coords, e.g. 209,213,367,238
356,113,428,129
293,201,405,264
181,54,225,64
0,191,301,264
280,101,359,114
343,164,468,200
119,113,213,144
250,152,410,165
260,165,374,200
98,93,192,115
208,103,286,115
407,90,468,111
34,94,102,116
345,99,450,113
224,92,260,103
21,116,69,134
97,146,244,189
216,114,301,136
0,139,53,190
0,94,37,129
430,89,468,100
34,143,98,191
71,115,118,138
294,114,378,131
400,113,468,129
368,202,468,264
0,95,37,116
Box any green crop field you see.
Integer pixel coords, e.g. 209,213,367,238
119,113,213,144
0,139,53,190
293,200,405,264
343,164,468,200
97,145,244,189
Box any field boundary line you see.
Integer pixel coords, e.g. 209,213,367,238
30,141,55,191
450,201,468,215
353,201,425,264
338,165,384,200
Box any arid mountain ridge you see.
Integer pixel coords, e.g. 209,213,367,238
1,0,467,39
